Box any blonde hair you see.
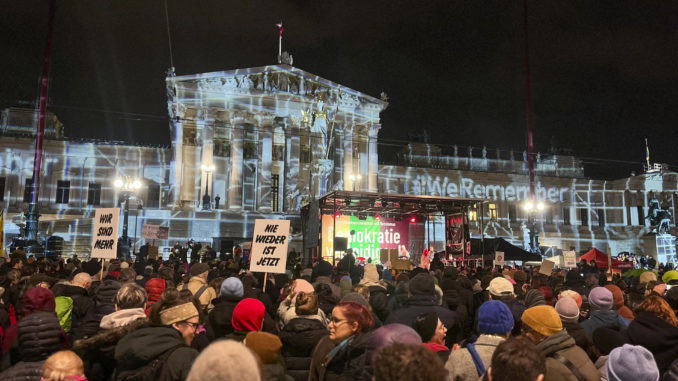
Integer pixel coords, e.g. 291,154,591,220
353,284,370,301
42,350,85,381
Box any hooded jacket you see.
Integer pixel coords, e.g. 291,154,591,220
385,295,460,345
114,326,198,381
206,294,242,339
280,317,329,381
144,278,166,316
536,330,600,381
580,310,630,336
624,311,678,375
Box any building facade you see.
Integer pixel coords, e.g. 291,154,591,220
0,64,676,263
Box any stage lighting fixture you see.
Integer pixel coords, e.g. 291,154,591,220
374,214,381,221
410,216,417,223
334,212,341,219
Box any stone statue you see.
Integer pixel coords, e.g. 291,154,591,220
453,145,458,156
482,146,487,158
468,146,473,157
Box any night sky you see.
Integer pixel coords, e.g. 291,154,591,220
2,1,677,179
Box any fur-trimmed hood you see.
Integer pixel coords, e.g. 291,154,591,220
73,317,147,352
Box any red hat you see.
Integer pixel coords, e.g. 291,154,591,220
232,298,265,332
22,287,56,317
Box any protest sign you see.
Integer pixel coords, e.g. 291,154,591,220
249,219,290,274
563,251,577,268
494,251,505,266
91,208,120,259
539,259,555,275
141,224,170,240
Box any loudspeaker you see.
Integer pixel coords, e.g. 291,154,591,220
334,237,348,251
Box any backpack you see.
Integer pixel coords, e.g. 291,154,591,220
182,283,209,301
55,295,74,333
114,344,183,381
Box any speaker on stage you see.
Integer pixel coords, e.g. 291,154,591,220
334,237,348,251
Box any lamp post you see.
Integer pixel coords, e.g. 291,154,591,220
523,201,545,254
349,174,361,192
201,164,215,210
114,177,141,258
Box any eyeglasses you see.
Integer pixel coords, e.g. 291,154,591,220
330,317,349,326
181,321,200,331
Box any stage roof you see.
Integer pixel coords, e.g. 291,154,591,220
311,191,486,217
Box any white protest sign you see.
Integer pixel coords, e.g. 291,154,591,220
249,219,290,274
91,208,120,259
494,251,505,266
563,251,577,268
539,259,555,275
141,224,170,240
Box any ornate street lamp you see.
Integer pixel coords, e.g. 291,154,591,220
114,177,141,258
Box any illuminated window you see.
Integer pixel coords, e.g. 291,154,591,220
87,183,101,206
56,180,70,204
469,209,477,221
579,208,588,226
563,208,570,225
23,178,34,203
508,204,517,222
0,177,4,202
271,174,279,212
597,209,605,227
489,203,497,221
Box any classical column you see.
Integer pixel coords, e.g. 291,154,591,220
228,124,243,209
367,124,381,192
258,120,273,212
171,117,183,206
284,125,301,211
343,125,353,191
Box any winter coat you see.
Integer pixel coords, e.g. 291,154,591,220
580,310,630,336
263,362,294,381
385,295,461,345
499,297,525,337
366,285,389,322
181,276,216,309
279,317,329,381
595,355,608,381
52,283,95,331
206,294,241,339
114,326,198,381
0,360,45,381
624,311,678,375
386,282,409,314
73,313,146,381
445,334,505,381
314,276,342,301
536,330,600,381
308,331,372,381
17,311,63,362
562,321,590,353
72,280,121,341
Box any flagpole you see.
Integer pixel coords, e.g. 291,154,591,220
276,22,283,64
645,138,650,170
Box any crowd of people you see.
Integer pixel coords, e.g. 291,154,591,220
1,248,678,381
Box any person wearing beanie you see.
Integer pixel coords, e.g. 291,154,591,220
360,263,390,322
581,287,630,336
225,298,266,342
487,276,526,337
186,340,262,381
604,284,634,321
385,273,460,344
524,289,546,308
244,331,292,381
180,262,216,310
313,260,341,300
339,276,353,298
522,305,600,381
412,312,449,361
446,300,514,380
207,277,244,339
607,344,659,381
144,277,167,316
590,328,627,380
555,297,590,352
559,289,583,308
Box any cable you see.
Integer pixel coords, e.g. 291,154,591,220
164,0,175,72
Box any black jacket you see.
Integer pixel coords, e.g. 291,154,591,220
309,331,372,381
73,318,146,381
367,286,389,322
206,294,242,339
562,321,590,353
385,295,461,345
114,326,198,381
624,311,678,375
52,283,95,331
17,311,63,362
279,317,328,381
0,360,45,381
